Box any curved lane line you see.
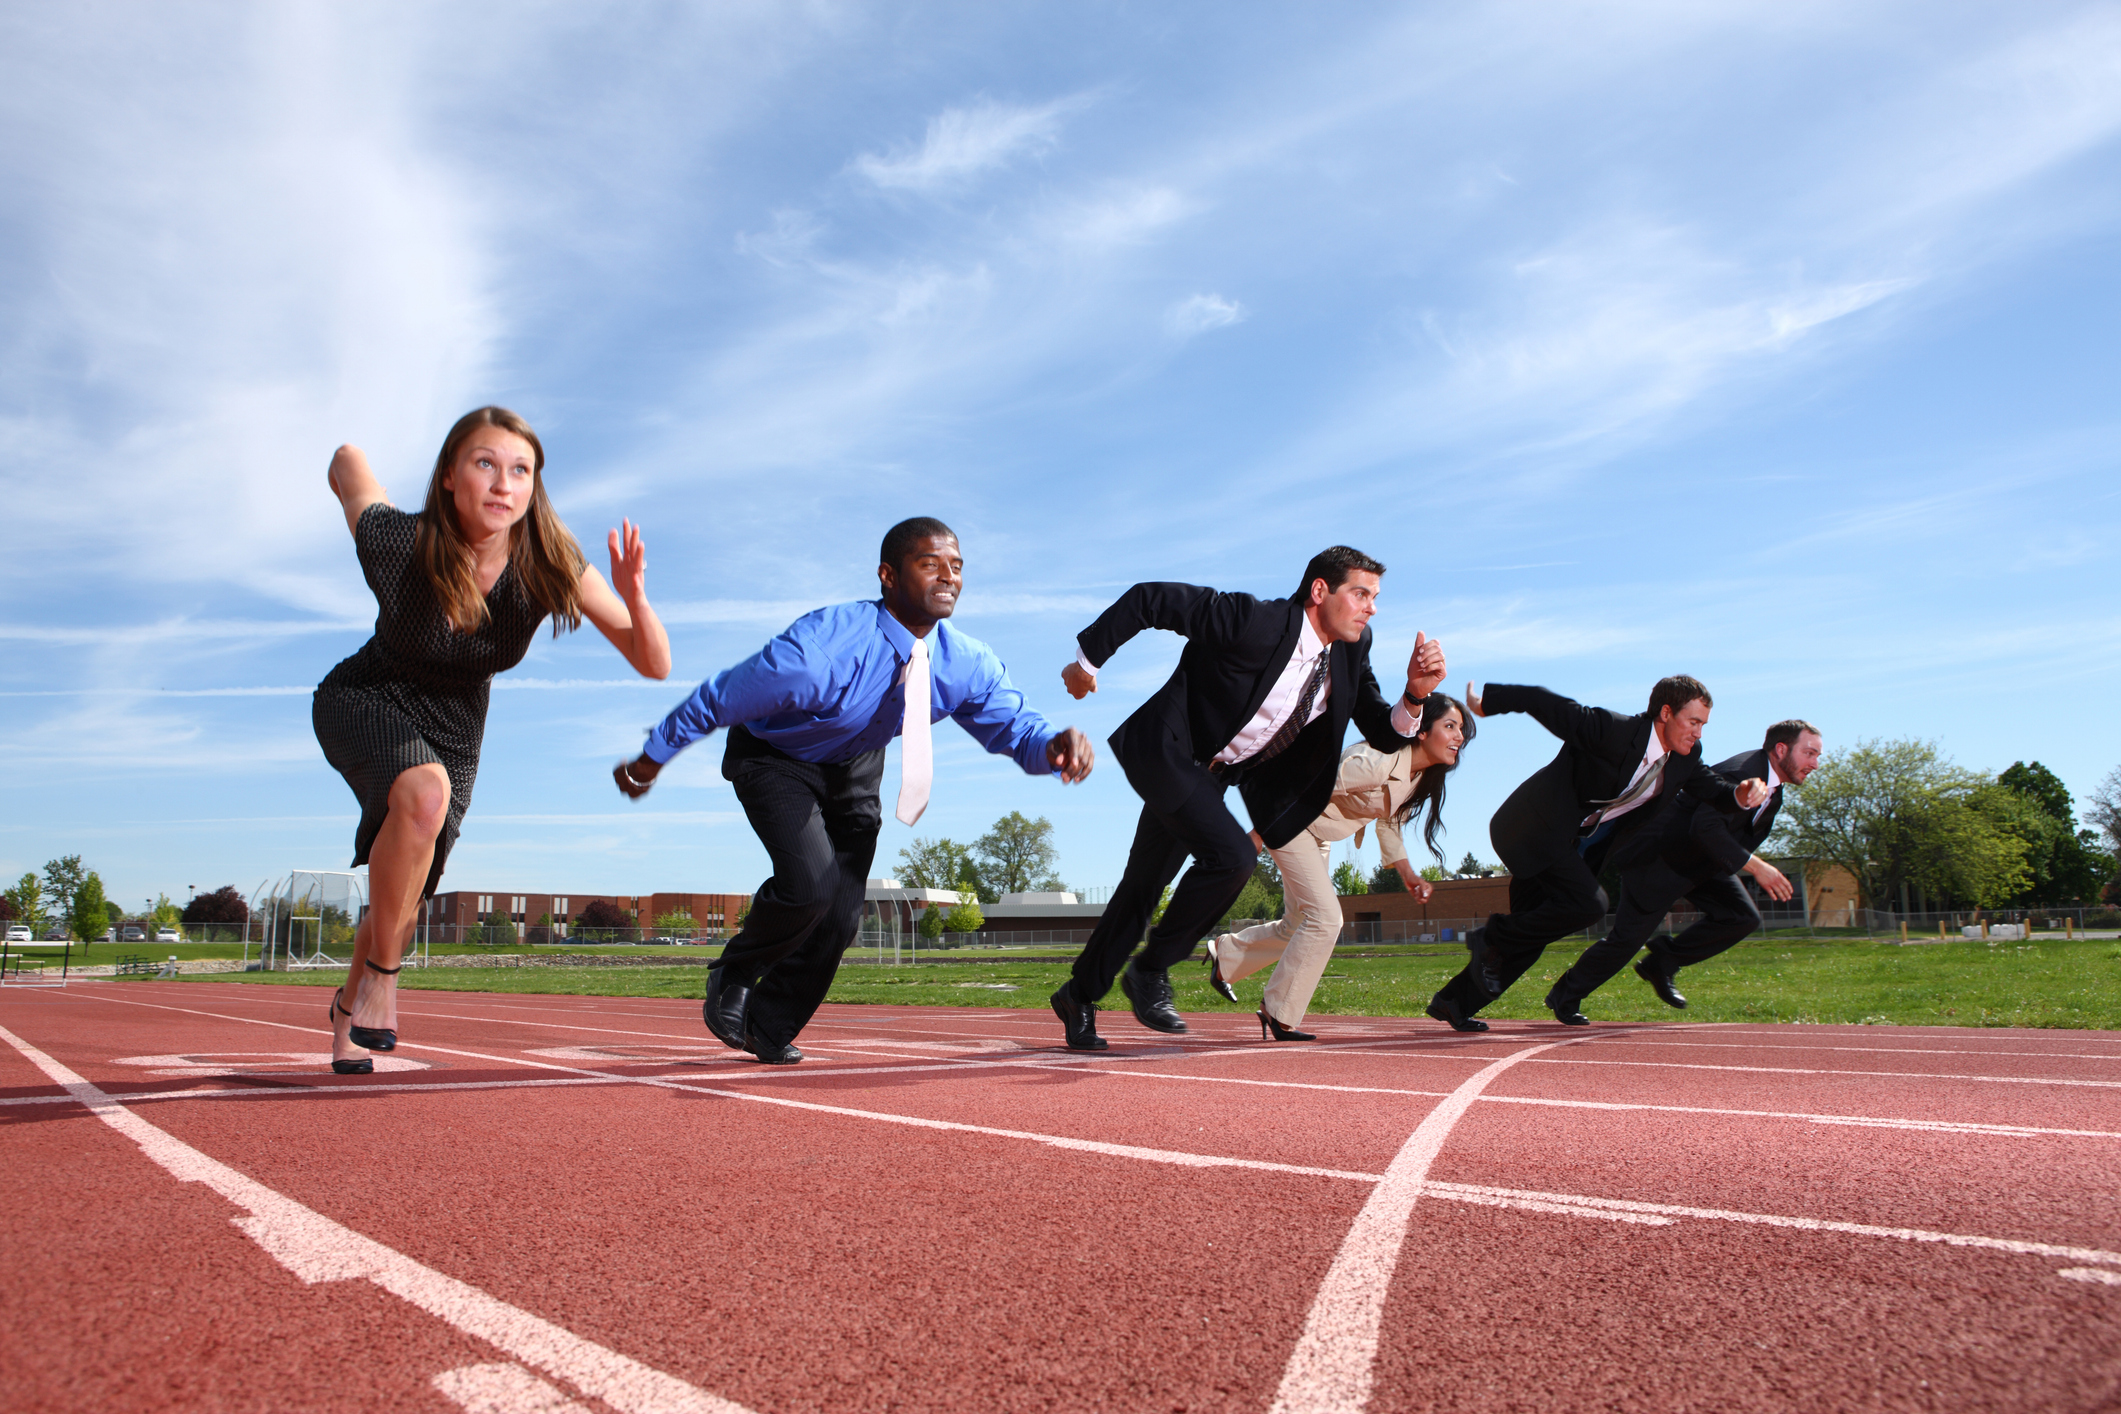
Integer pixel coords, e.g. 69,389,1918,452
1267,1034,1601,1414
0,1023,754,1414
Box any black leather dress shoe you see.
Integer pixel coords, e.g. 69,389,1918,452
1050,982,1109,1051
1635,957,1688,1009
1465,925,1502,998
1121,963,1188,1033
1206,938,1239,1004
743,1029,803,1065
1543,987,1589,1026
1425,994,1490,1033
703,966,751,1049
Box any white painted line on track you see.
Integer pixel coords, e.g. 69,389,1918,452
0,1023,755,1414
2058,1267,2121,1286
1434,1183,2121,1267
434,1361,594,1414
1525,1055,2121,1088
1267,1033,1595,1414
0,1077,630,1107
1594,1038,2121,1062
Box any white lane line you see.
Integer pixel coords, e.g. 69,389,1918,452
1268,1034,1595,1414
0,1023,754,1414
2059,1268,2121,1286
1433,1183,2121,1267
434,1362,594,1414
1594,1039,2121,1062
0,1077,630,1107
1475,1094,2121,1141
1525,1056,2121,1089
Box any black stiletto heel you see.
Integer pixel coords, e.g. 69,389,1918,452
1257,1009,1317,1042
348,958,401,1051
329,989,373,1074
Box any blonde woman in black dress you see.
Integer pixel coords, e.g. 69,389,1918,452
315,407,670,1074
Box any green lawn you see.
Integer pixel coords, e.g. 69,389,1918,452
156,934,2121,1030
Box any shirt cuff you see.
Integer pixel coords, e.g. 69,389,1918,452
640,731,682,766
1389,697,1420,736
1074,643,1099,678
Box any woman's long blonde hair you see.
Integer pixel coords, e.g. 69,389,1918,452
416,406,586,636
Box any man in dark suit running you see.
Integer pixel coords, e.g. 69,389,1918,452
1543,719,1823,1022
1050,546,1446,1050
1427,675,1769,1032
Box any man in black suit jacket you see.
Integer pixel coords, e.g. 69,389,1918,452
1050,546,1445,1049
1545,719,1823,1021
1427,676,1769,1031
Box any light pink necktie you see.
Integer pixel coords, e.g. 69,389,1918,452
896,637,931,826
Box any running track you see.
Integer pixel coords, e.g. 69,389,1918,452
4,982,2119,1413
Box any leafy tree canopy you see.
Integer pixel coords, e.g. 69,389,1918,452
182,885,250,925
972,812,1064,900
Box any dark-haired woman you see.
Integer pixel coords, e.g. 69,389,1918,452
1206,693,1472,1040
313,407,670,1074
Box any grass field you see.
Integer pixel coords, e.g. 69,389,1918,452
128,933,2121,1030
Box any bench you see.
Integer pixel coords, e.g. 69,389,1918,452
114,954,159,977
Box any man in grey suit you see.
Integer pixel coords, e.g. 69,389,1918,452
1544,719,1823,1022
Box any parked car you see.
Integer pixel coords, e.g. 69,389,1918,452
3,924,30,943
119,925,147,942
156,927,180,943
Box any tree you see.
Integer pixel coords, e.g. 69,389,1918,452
182,885,249,926
68,871,110,943
104,900,125,928
1369,862,1406,893
1453,853,1496,878
43,856,87,918
576,898,633,940
1332,861,1368,896
1220,852,1286,928
480,910,517,946
2086,766,2121,891
1985,763,2111,905
916,905,946,940
939,897,985,935
897,836,977,892
972,812,1062,900
1771,739,2029,910
5,873,42,930
0,894,13,923
150,894,183,932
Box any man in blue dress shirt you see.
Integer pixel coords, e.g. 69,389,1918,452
614,517,1092,1063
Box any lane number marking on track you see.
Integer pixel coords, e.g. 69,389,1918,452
0,1022,757,1414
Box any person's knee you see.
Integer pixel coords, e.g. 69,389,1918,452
389,765,451,839
771,855,841,917
1566,887,1609,934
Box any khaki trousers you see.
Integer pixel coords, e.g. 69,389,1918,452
1217,831,1342,1027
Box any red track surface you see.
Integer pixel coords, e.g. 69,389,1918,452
4,981,2119,1413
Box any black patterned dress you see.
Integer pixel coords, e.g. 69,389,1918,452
313,504,546,897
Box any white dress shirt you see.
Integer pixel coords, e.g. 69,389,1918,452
1074,615,1421,764
1595,731,1670,828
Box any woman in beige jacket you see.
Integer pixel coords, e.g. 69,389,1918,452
1207,692,1473,1039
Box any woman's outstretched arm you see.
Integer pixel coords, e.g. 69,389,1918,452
579,518,672,679
326,445,391,537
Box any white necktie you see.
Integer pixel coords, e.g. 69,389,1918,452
896,637,931,826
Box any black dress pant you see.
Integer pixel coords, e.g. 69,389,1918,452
1433,852,1608,1014
716,726,884,1047
1554,859,1760,1001
1068,769,1256,1001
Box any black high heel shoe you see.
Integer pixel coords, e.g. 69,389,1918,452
329,989,373,1075
1258,1009,1317,1042
348,958,400,1051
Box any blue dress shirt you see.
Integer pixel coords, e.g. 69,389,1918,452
642,599,1059,775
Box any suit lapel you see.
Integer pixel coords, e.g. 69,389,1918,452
1238,600,1307,726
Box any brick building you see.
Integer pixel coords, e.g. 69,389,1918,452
423,889,749,939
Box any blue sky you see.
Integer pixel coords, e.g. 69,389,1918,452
3,2,2118,913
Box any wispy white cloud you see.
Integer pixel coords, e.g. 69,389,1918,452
853,96,1082,191
1166,293,1246,338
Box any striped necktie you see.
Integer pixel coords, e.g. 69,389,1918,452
1250,650,1331,765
